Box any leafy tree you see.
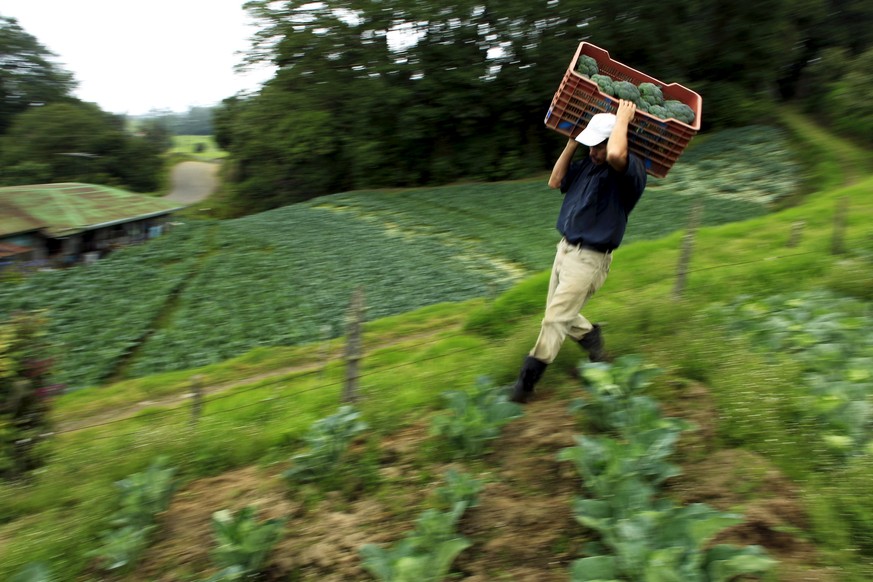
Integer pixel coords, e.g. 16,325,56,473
137,106,215,135
213,97,242,151
137,117,173,152
0,102,164,191
0,15,75,133
170,106,214,135
218,0,870,211
825,47,873,145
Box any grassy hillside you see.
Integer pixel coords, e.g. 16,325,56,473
0,127,795,390
1,114,872,581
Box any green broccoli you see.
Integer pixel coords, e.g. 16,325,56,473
638,82,664,107
590,74,615,96
613,81,641,105
647,104,669,119
664,100,695,124
575,55,599,78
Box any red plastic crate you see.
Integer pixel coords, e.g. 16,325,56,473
544,42,703,178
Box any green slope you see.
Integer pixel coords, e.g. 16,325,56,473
1,126,794,389
1,114,871,581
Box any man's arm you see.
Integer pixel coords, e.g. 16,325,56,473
606,99,636,173
548,138,579,189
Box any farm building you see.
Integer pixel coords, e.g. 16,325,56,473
0,183,183,269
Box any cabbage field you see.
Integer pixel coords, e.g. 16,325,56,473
0,126,801,389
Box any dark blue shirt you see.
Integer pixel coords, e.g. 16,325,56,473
557,152,647,251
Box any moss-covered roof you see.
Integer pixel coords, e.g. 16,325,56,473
0,200,44,237
0,183,182,238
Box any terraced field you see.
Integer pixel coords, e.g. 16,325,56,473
0,127,798,389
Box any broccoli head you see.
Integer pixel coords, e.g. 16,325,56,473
590,74,615,96
613,81,642,105
638,83,665,107
575,55,599,78
647,105,669,120
664,100,696,124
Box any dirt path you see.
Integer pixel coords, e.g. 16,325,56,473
164,161,219,204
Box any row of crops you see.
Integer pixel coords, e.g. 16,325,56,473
0,222,213,389
717,290,873,459
127,206,506,376
10,358,776,581
0,126,798,389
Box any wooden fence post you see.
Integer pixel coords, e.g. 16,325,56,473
832,196,849,255
343,287,365,404
673,200,703,299
319,323,333,380
788,220,805,248
190,374,204,426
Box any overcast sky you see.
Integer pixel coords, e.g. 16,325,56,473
2,0,275,116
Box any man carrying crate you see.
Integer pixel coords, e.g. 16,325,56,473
510,99,647,404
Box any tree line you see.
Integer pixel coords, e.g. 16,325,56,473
213,0,872,214
131,106,215,136
0,16,168,192
2,3,871,204
0,13,214,193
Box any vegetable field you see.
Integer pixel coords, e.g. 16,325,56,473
0,126,798,389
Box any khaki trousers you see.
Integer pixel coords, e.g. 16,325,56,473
530,238,612,364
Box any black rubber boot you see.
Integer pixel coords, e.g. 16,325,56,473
578,324,611,362
509,356,548,404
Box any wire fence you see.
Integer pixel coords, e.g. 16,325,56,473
50,241,843,437
35,191,867,446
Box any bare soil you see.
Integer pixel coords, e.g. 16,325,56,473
122,378,828,581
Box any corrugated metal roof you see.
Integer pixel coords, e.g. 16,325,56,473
0,200,46,237
0,183,183,238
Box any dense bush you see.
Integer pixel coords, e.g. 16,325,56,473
0,312,62,479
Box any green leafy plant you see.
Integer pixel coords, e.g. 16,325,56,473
360,503,470,582
10,563,56,582
430,377,523,458
208,506,285,580
113,456,178,528
558,427,684,508
434,468,483,510
88,457,176,571
90,525,156,572
562,355,776,581
360,470,477,582
570,503,776,582
570,355,662,433
282,405,368,486
718,291,873,458
0,312,63,480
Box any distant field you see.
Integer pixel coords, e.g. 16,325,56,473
0,126,798,389
170,135,227,160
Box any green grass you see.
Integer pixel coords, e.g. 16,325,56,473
1,109,872,580
170,135,227,161
778,107,873,191
52,299,480,425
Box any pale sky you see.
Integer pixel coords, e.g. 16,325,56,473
2,0,276,116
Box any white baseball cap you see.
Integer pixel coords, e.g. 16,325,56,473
575,112,616,146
